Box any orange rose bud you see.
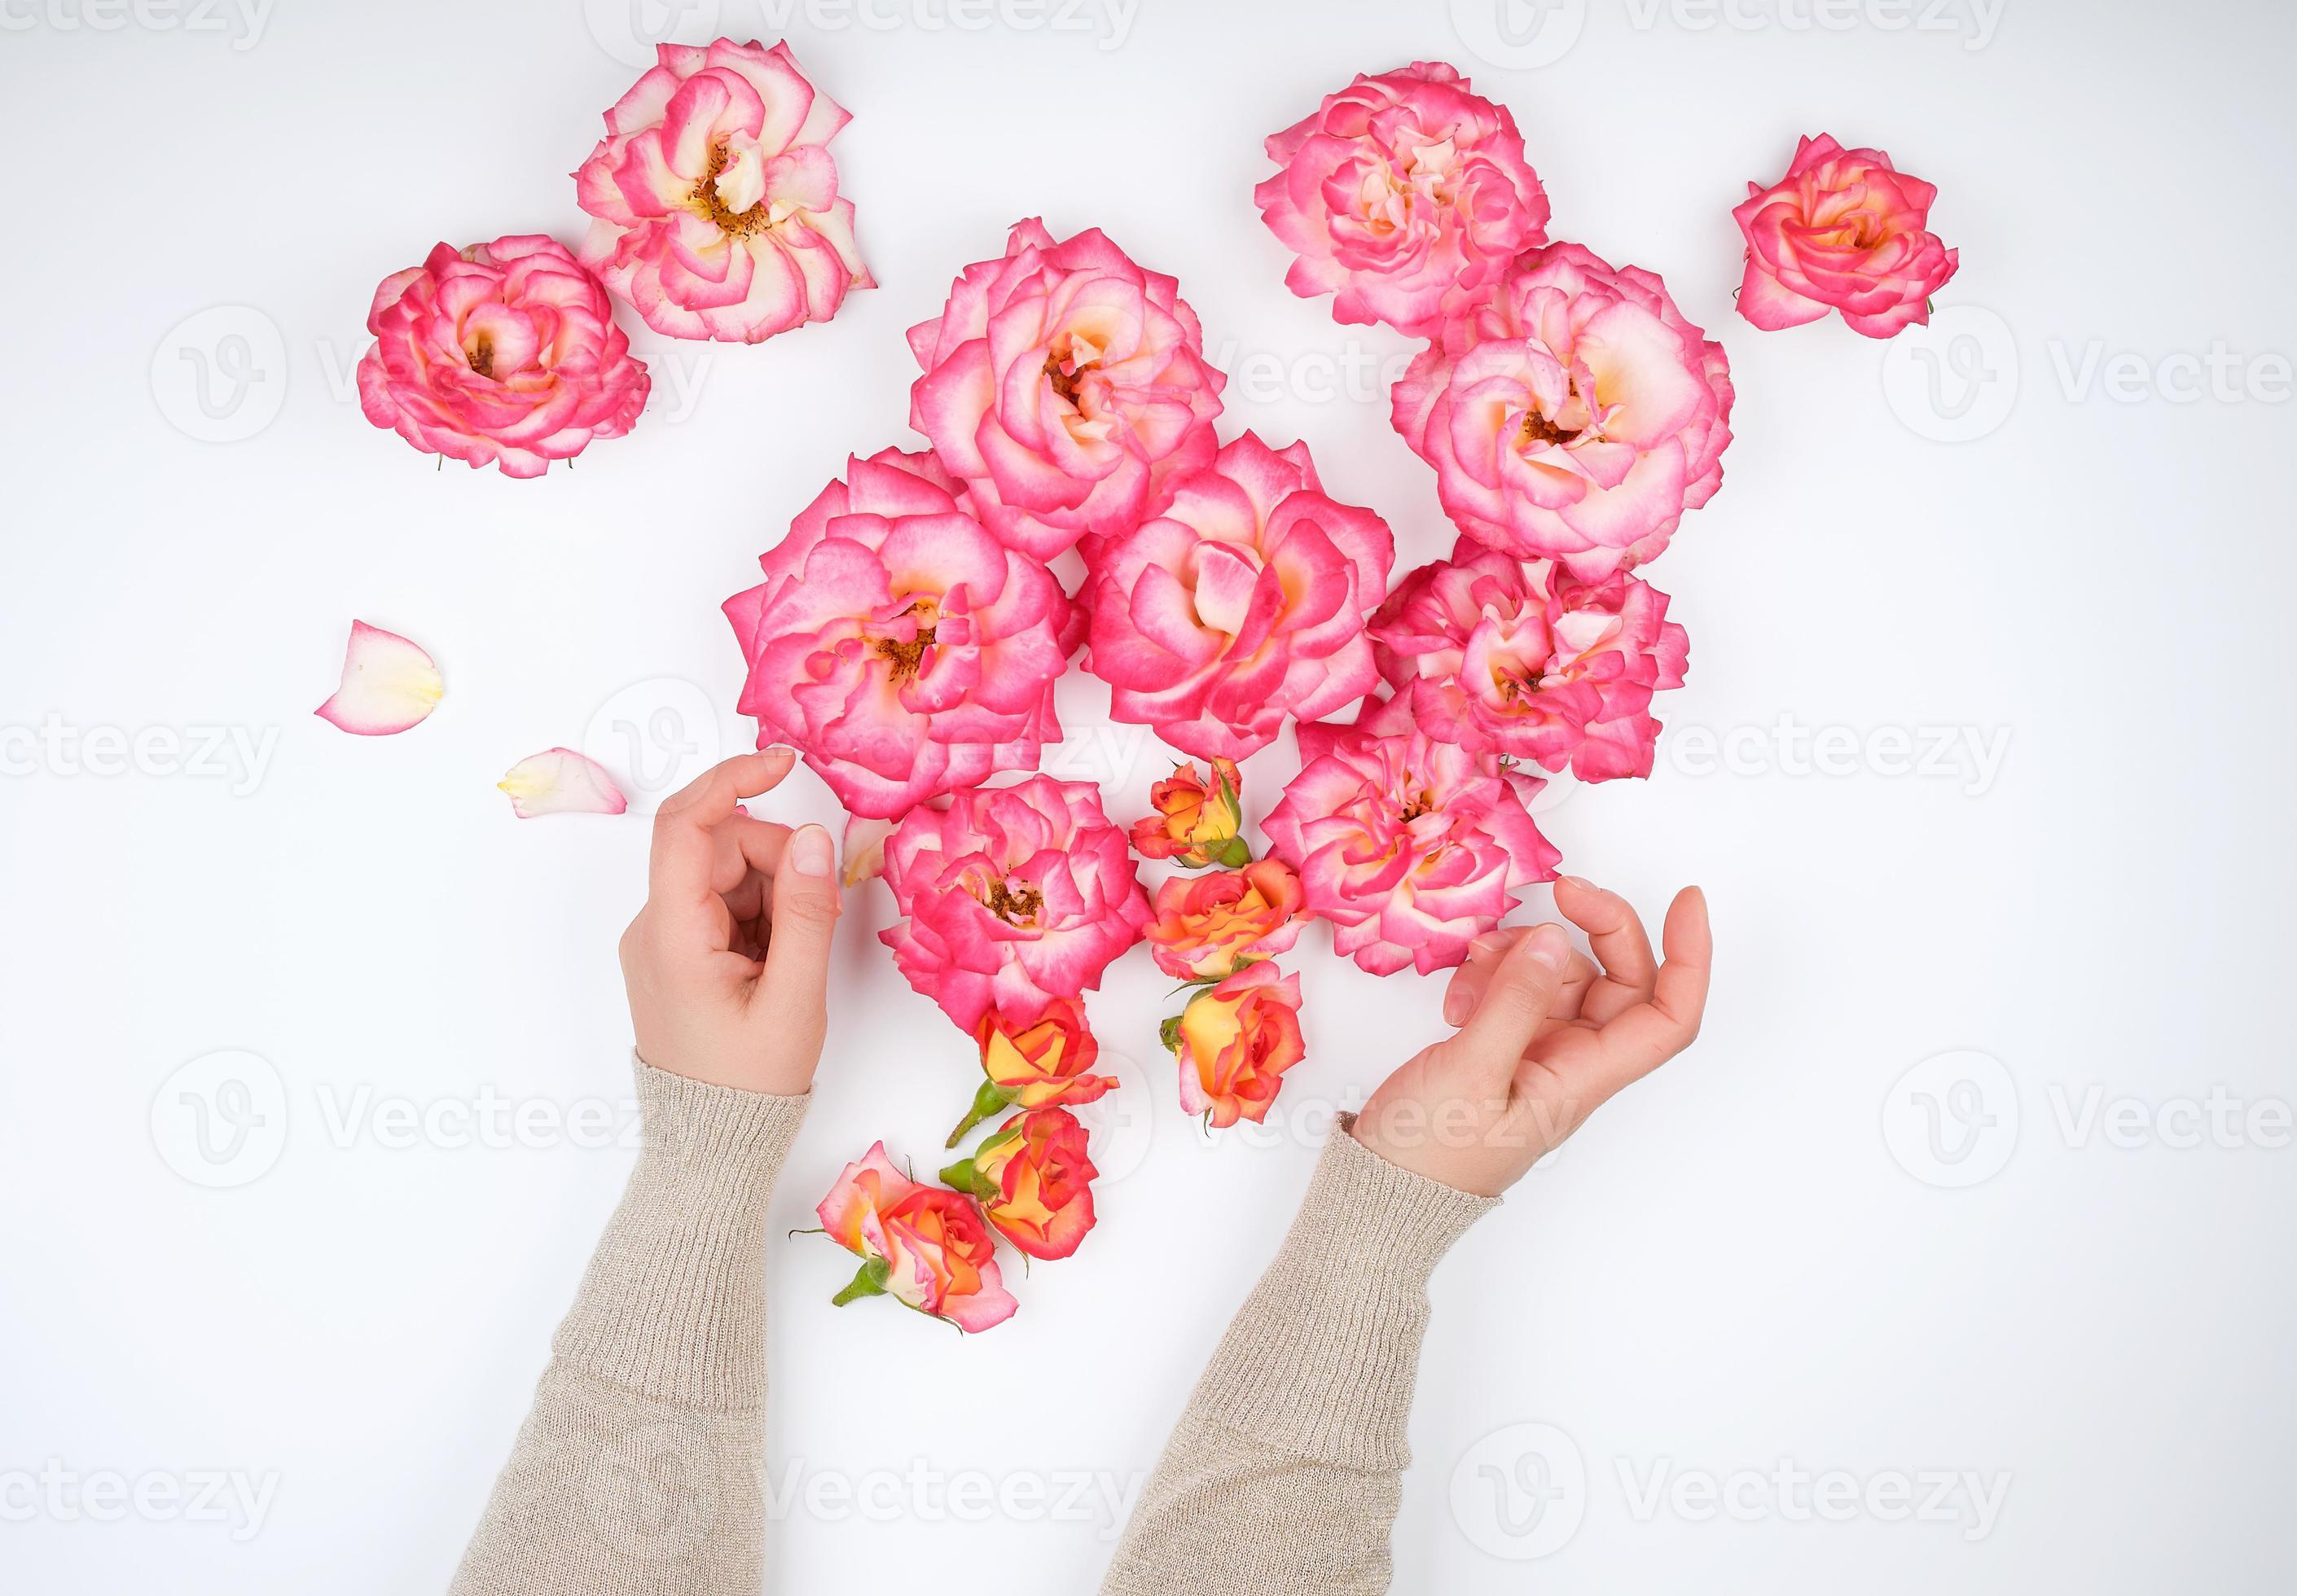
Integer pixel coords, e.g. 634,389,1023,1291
815,1143,1018,1332
1131,757,1250,868
1144,857,1307,980
939,1107,1100,1261
948,998,1118,1147
1167,962,1307,1129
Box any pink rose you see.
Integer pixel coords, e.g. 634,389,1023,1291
880,776,1152,1033
575,38,871,343
356,235,648,477
1264,717,1561,976
722,449,1072,819
816,1143,1017,1332
1392,242,1734,581
907,219,1227,561
1083,433,1394,761
1733,134,1958,340
1370,537,1688,783
1255,60,1550,338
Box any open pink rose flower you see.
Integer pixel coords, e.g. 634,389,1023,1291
1083,433,1394,761
1265,719,1561,976
356,236,648,477
1733,134,1958,340
723,448,1073,819
1255,61,1550,338
908,219,1227,560
880,776,1152,1033
1392,242,1733,581
575,38,871,343
1371,537,1688,783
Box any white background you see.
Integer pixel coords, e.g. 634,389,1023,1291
3,0,2293,1590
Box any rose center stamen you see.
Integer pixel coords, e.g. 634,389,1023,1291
1045,354,1089,405
692,142,772,238
874,627,936,678
1516,409,1578,450
466,335,494,379
985,879,1044,925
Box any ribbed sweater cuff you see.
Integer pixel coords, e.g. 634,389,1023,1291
1185,1115,1498,1471
548,1055,809,1413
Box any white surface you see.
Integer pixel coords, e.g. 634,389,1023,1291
3,2,2294,1591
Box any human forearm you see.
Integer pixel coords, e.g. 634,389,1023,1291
1099,1117,1495,1594
449,1057,808,1596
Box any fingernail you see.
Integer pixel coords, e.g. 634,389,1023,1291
1560,875,1593,891
1470,932,1511,958
764,743,798,760
1443,988,1470,1025
1525,924,1570,972
788,825,833,877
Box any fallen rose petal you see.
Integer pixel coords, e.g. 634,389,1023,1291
842,814,894,885
314,620,443,736
498,748,630,818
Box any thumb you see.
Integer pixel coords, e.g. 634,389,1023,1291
755,823,841,1051
1453,923,1574,1068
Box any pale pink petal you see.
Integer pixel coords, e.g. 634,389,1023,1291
314,620,443,736
498,748,630,818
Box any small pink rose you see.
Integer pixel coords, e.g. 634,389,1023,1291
1256,60,1550,338
878,776,1151,1034
356,236,648,477
907,219,1226,561
1083,433,1393,761
722,448,1074,820
1371,537,1688,783
1264,715,1560,976
575,38,871,343
1392,242,1734,582
1734,134,1958,340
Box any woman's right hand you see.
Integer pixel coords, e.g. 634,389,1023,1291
1351,878,1711,1197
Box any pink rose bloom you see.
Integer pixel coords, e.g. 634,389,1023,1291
575,38,870,343
1370,537,1688,783
880,776,1152,1033
1264,718,1561,976
1083,433,1394,761
356,235,648,477
908,219,1227,561
1255,61,1550,338
1392,242,1734,581
722,449,1072,819
1733,134,1958,340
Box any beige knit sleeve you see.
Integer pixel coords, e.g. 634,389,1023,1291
1099,1116,1498,1595
449,1056,808,1596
